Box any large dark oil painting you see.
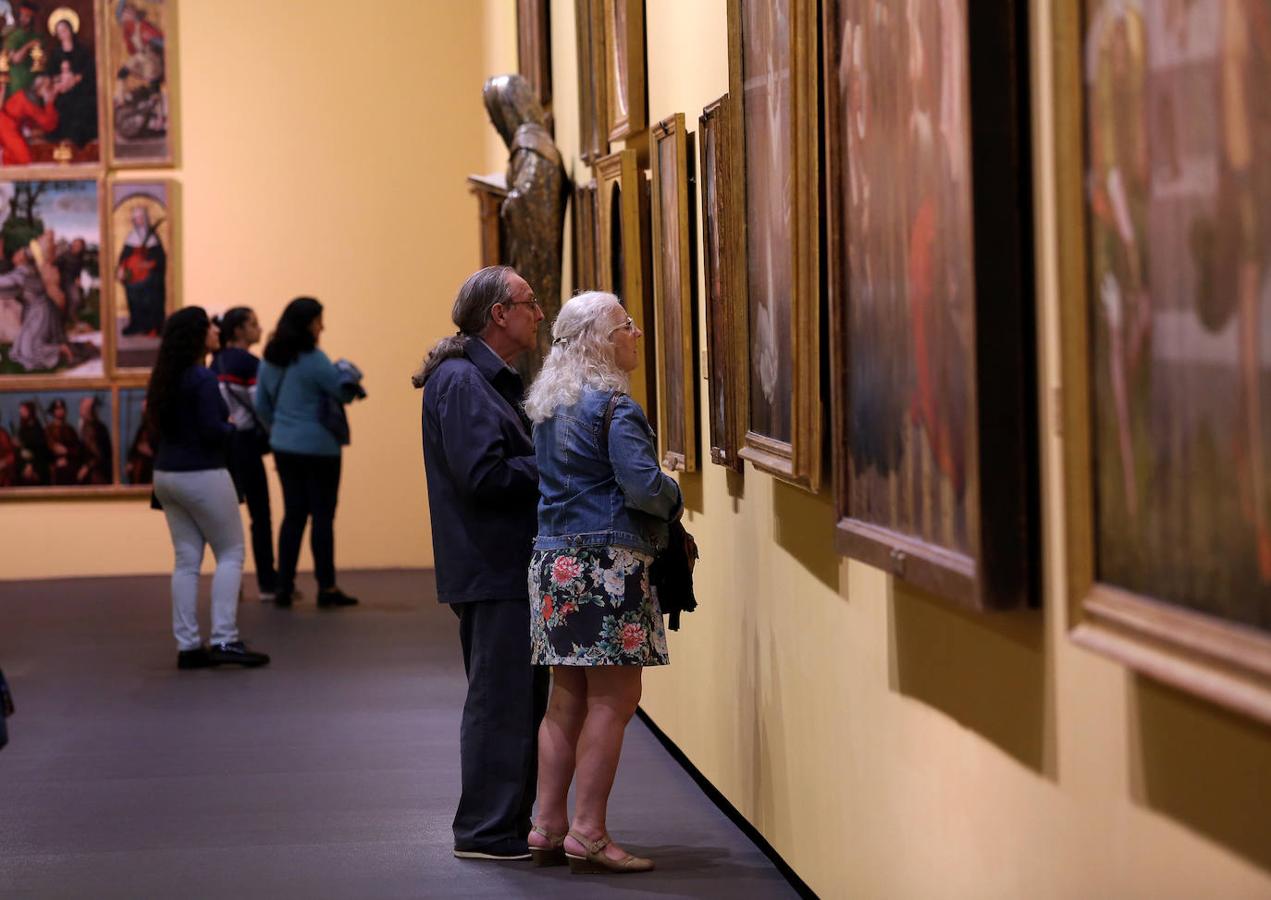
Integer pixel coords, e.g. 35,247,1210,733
1084,0,1271,628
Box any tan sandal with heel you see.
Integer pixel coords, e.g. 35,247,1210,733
564,830,655,874
528,825,567,867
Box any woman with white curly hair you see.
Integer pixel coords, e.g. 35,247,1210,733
523,291,682,875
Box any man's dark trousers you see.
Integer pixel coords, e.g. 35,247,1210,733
452,598,550,852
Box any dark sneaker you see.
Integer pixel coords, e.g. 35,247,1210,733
273,590,293,608
207,641,271,667
317,588,359,608
177,646,213,670
453,840,532,861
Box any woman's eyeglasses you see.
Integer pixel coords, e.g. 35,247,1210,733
607,316,636,337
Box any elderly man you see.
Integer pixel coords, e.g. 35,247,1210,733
414,265,549,861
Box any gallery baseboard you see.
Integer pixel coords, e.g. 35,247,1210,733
635,706,817,899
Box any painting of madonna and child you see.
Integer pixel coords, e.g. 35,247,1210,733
0,386,112,489
0,178,103,377
110,179,169,371
1084,0,1271,629
0,0,101,168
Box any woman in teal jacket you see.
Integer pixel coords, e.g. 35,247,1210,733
256,297,360,608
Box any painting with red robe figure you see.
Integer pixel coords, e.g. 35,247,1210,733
0,0,102,169
828,0,1033,608
834,0,976,557
0,386,112,491
106,0,173,166
1084,0,1271,628
109,178,171,371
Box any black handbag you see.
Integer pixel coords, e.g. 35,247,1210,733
0,668,13,750
601,392,699,630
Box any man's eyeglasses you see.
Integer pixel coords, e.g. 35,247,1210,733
501,298,542,311
607,316,636,337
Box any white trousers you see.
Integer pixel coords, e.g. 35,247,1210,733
154,468,244,651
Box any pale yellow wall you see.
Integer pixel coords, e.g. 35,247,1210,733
553,1,1271,897
0,0,494,581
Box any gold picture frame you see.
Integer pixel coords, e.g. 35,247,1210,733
726,0,820,491
650,113,698,472
0,0,107,175
106,176,176,375
516,0,552,127
103,0,178,169
0,379,149,499
1056,2,1271,721
575,0,608,164
0,175,109,385
699,94,744,473
595,147,655,418
602,0,646,143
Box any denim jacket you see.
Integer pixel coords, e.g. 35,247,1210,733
534,388,682,555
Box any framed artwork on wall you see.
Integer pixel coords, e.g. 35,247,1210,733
651,113,698,472
572,179,599,290
0,177,106,381
116,382,151,485
595,147,655,418
516,0,552,128
0,0,104,171
104,0,175,168
1057,1,1271,722
602,0,646,142
0,383,146,497
575,0,608,164
699,94,743,473
727,0,821,491
824,0,1036,610
107,178,173,373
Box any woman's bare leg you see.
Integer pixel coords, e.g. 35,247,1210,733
530,666,587,846
566,665,643,861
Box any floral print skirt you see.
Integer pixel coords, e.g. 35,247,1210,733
529,546,669,667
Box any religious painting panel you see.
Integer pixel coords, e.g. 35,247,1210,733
825,0,1036,609
651,113,698,472
0,383,117,495
575,0,608,164
727,0,820,489
105,0,174,167
572,178,599,290
108,178,173,373
699,94,743,473
0,177,104,380
0,0,103,171
116,382,150,485
602,0,645,142
516,0,552,127
595,148,655,419
1057,0,1271,722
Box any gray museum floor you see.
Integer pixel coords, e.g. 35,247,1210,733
0,569,794,899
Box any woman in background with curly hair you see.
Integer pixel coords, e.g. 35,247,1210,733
147,306,269,670
522,291,681,875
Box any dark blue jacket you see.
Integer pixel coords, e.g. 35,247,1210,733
534,388,681,555
154,366,232,472
421,339,539,604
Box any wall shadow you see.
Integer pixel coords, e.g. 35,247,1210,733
680,471,705,514
771,482,840,593
889,581,1055,777
1129,675,1271,876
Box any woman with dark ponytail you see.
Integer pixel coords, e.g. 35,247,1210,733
256,297,364,608
211,306,277,602
146,307,270,670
